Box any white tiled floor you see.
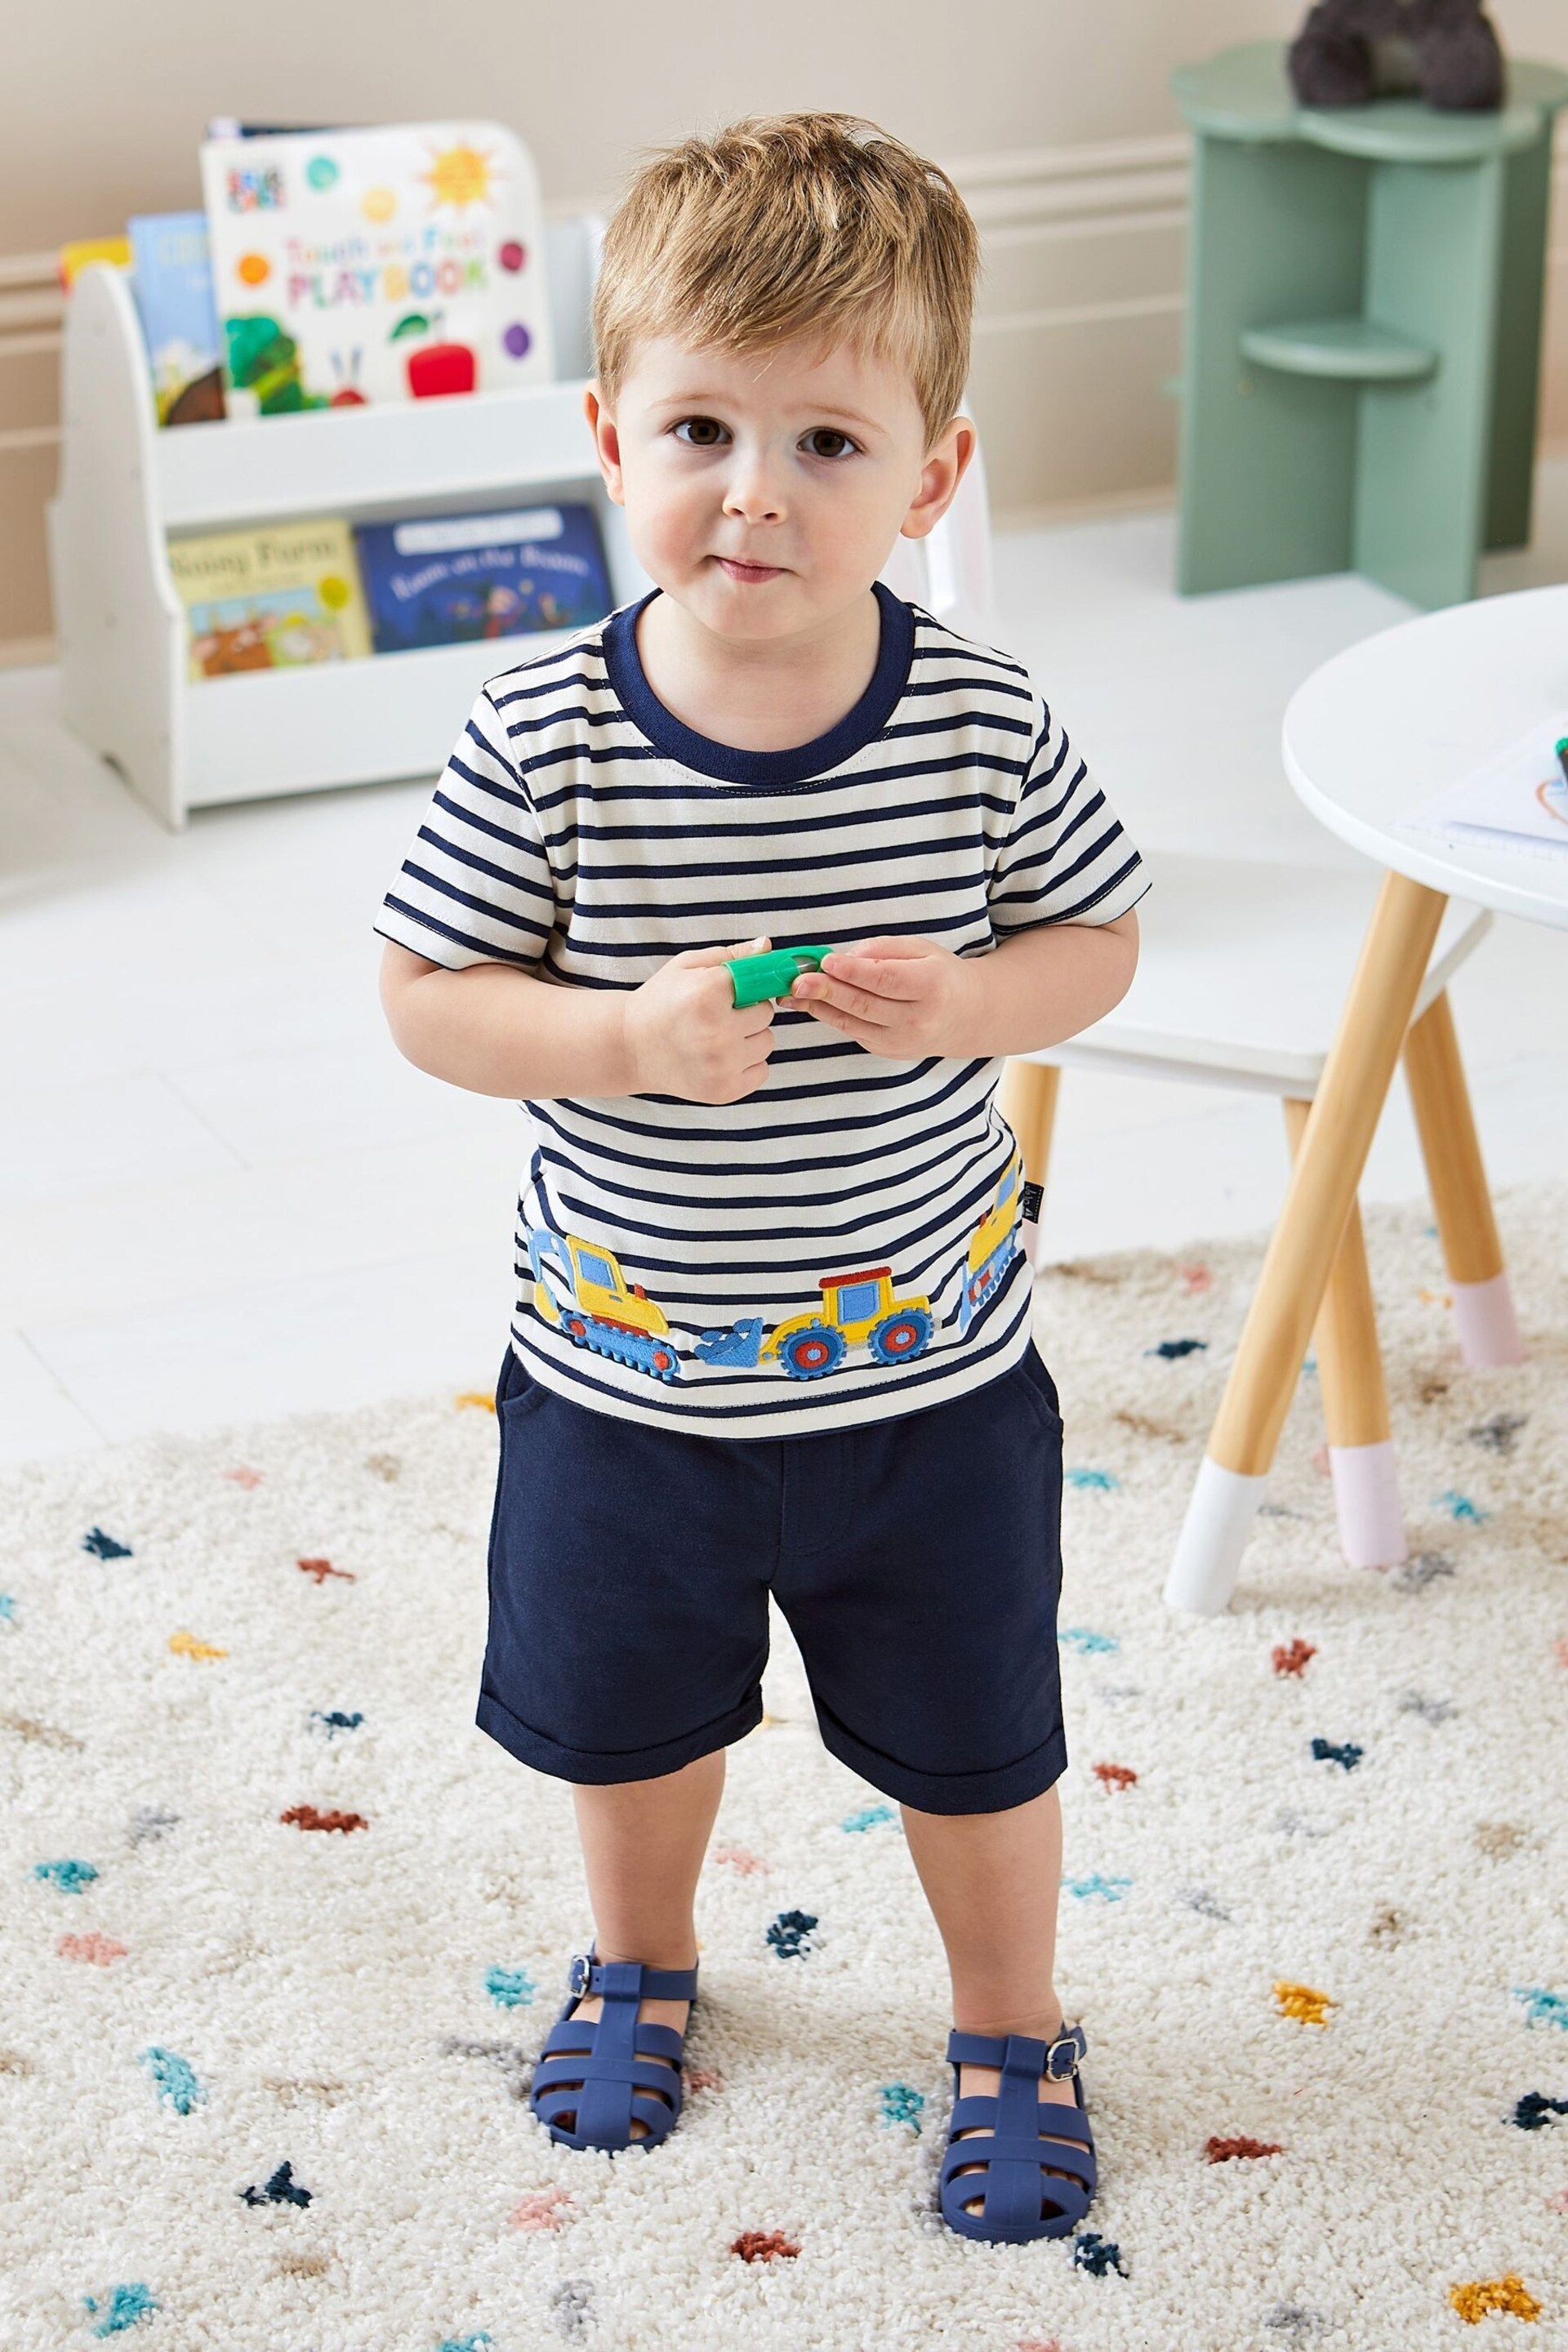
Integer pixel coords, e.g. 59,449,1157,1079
3,483,1567,1463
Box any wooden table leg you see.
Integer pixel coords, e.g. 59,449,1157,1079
1402,989,1524,1365
1165,872,1447,1613
1283,1098,1406,1570
1000,1058,1061,1265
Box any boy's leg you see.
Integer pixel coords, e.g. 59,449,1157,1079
550,1749,725,2137
901,1780,1085,2200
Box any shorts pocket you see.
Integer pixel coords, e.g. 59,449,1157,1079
1011,1341,1063,1437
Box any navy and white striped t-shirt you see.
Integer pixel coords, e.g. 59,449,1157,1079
376,582,1145,1438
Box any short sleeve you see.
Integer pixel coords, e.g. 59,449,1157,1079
373,687,559,971
988,695,1147,934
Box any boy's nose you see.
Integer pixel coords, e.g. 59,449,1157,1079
722,459,786,526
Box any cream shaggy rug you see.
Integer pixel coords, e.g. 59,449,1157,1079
2,1188,1566,2352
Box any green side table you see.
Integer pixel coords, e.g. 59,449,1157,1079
1173,41,1568,608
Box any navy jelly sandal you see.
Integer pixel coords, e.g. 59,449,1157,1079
529,1949,698,2153
938,2021,1097,2243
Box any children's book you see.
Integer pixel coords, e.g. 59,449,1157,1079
167,520,372,681
128,213,226,426
198,121,551,416
56,238,131,293
1404,719,1568,862
354,505,612,653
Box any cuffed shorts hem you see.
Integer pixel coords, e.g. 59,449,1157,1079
475,1683,764,1786
814,1699,1069,1817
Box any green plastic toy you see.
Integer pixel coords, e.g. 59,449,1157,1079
727,945,835,1008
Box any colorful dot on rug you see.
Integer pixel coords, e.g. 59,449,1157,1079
484,1966,534,2009
58,1933,127,1966
1311,1738,1362,1771
1512,1989,1568,2030
1017,2339,1064,2352
1512,2094,1568,2130
878,2082,924,2132
1092,1762,1138,1790
510,2189,572,2231
1205,2135,1283,2162
1059,1628,1119,1655
1397,1690,1458,1724
138,2047,205,2115
241,2160,312,2207
1065,1468,1120,1490
1448,2274,1542,2324
33,1858,97,1893
1145,1338,1207,1360
1395,1551,1455,1592
732,2230,800,2263
223,1466,264,1488
80,1527,132,1560
437,2335,492,2351
1177,1262,1213,1293
1477,1822,1529,1858
686,2066,724,2093
168,1629,225,1660
1272,1638,1316,1678
278,1805,368,1834
82,2283,157,2335
127,1807,178,1846
1178,1886,1232,1920
1063,1873,1131,1903
1553,1636,1568,1670
1072,2231,1124,2277
1468,1412,1527,1457
1275,1981,1334,2025
310,1709,363,1735
0,1593,16,1625
3,1711,82,1751
766,1910,817,1958
297,1556,355,1584
550,2280,593,2335
712,1846,769,1875
1436,1490,1487,1523
454,1391,496,1414
841,1803,895,1832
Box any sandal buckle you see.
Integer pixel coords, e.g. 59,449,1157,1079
566,1951,594,1999
1044,2024,1085,2081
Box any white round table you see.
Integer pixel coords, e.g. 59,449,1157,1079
1166,582,1568,1614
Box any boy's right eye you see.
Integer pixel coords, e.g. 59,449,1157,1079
671,416,729,448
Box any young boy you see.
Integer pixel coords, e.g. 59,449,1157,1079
377,113,1144,2245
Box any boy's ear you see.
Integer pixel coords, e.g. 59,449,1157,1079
899,416,976,543
583,382,626,507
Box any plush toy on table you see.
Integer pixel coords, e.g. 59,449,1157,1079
1288,0,1504,111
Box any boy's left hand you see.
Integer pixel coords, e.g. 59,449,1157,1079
789,936,978,1058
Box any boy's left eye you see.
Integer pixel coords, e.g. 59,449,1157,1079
801,428,858,460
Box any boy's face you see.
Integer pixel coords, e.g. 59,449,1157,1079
586,336,971,645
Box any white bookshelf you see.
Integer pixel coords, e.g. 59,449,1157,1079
47,217,650,829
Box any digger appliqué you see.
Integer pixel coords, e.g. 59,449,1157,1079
525,1153,1025,1386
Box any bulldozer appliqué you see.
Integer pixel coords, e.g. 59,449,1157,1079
524,1153,1023,1387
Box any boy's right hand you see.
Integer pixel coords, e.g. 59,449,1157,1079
621,937,776,1102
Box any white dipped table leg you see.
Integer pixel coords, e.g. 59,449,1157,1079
1164,1457,1267,1615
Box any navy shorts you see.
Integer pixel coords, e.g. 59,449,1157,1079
477,1337,1068,1815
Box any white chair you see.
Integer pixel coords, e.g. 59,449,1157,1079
1000,858,1509,1572
890,438,1516,1575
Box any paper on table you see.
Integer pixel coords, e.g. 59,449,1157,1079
1404,717,1568,862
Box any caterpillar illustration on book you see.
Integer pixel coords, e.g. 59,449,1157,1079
524,1155,1025,1384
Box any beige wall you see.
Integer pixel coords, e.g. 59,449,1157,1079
2,0,1566,649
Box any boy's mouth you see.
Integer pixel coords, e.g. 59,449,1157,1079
714,557,786,585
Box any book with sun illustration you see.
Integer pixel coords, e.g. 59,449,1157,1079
167,521,372,681
198,121,552,417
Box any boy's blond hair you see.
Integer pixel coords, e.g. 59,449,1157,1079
592,113,979,448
